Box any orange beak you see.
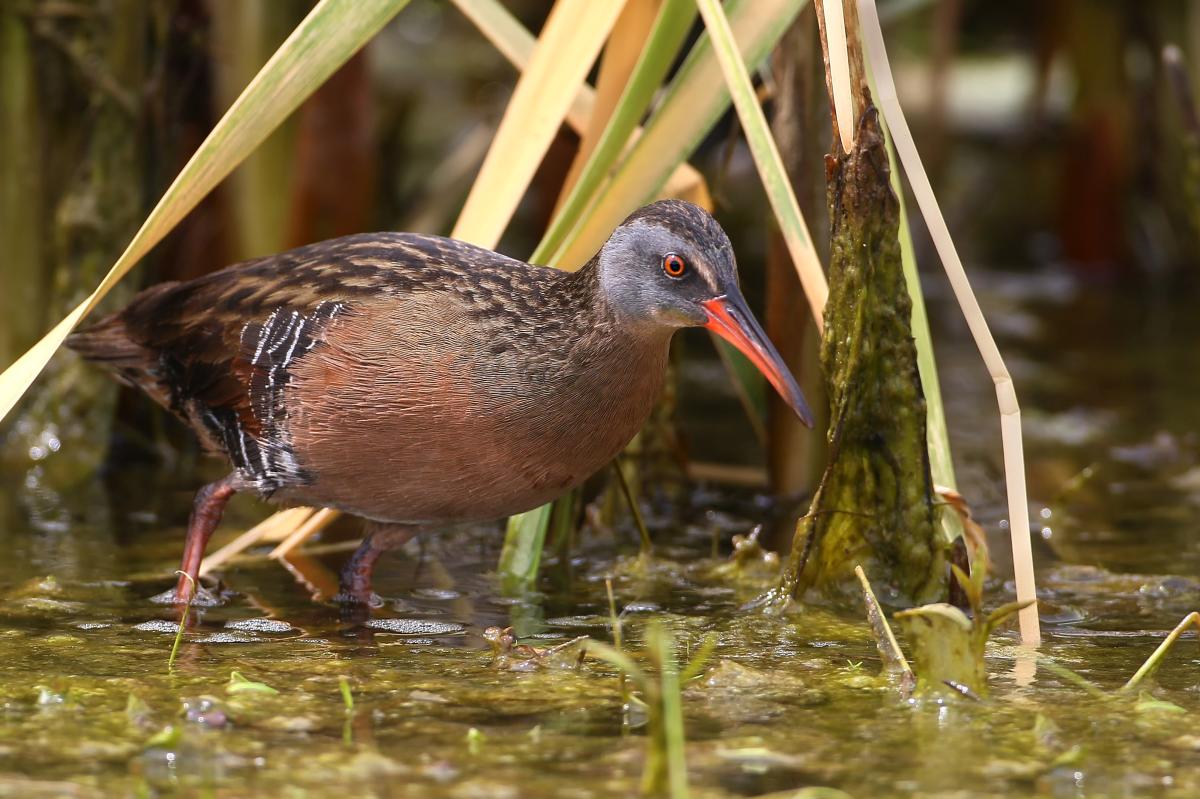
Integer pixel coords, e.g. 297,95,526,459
701,294,814,428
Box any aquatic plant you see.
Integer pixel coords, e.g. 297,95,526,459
892,561,1030,698
588,622,714,798
166,571,196,672
775,0,947,607
226,670,279,696
752,0,1038,644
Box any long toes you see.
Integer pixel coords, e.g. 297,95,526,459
333,587,384,609
150,582,224,607
334,589,383,624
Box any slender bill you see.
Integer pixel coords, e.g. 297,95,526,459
701,294,815,428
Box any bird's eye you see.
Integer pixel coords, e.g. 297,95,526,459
662,252,687,278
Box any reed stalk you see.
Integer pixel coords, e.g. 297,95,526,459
0,7,44,370
451,0,626,247
856,0,1039,644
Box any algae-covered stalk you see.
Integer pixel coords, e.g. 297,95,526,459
774,0,945,605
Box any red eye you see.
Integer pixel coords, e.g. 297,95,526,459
662,253,687,278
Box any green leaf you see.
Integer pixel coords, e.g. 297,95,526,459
585,639,647,686
1122,611,1200,692
885,130,962,547
645,624,689,799
679,633,719,684
498,503,553,593
144,725,183,750
1135,691,1187,715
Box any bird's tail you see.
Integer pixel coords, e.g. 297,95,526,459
65,312,148,368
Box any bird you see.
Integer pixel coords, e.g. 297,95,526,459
67,200,813,606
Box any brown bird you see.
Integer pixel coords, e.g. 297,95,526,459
68,200,812,605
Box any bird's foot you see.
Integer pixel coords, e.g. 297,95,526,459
333,588,384,624
333,587,384,607
149,582,225,607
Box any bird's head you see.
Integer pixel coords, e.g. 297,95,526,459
596,200,814,428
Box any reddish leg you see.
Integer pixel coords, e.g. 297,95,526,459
174,475,238,602
337,523,419,606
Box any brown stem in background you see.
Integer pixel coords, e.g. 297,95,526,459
924,0,962,181
1164,45,1200,138
840,0,869,115
766,7,827,501
810,0,842,151
1163,44,1200,250
287,52,377,247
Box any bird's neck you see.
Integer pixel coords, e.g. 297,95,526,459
555,255,608,320
481,257,674,470
545,259,674,426
553,255,674,360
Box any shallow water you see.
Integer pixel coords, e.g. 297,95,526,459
2,265,1199,798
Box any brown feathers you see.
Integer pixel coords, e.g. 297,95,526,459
67,200,749,525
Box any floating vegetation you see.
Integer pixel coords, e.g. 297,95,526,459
223,618,294,634
484,625,589,672
363,618,465,636
226,671,279,696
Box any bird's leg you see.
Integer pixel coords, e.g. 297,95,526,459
174,474,238,604
337,523,420,607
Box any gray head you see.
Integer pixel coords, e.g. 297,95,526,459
596,200,814,427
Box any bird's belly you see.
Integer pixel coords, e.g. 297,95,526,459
282,414,632,524
278,301,667,525
280,369,657,523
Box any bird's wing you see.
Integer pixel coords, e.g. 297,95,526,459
68,232,528,488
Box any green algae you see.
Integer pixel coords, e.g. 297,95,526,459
773,103,946,609
0,514,1197,798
